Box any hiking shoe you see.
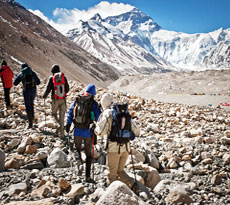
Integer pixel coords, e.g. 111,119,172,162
85,177,96,184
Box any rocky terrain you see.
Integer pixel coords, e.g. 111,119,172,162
109,70,230,109
0,79,230,205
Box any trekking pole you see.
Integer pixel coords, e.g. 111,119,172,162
44,99,47,127
130,147,139,195
92,134,95,181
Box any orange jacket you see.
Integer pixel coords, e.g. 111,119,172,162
0,65,14,88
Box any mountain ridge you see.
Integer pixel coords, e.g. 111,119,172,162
0,0,119,87
66,7,230,72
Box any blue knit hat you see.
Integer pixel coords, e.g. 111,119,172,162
85,84,96,96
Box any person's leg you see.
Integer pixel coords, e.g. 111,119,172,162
51,99,59,123
84,137,95,183
117,151,134,188
107,152,120,185
23,90,33,128
74,136,83,162
51,99,60,135
59,99,66,138
4,88,11,108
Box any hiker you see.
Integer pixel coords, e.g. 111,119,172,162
14,62,40,128
0,60,14,109
65,84,101,183
43,64,69,139
94,93,140,188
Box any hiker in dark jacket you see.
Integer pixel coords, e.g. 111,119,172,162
43,64,69,138
66,84,101,183
14,63,40,128
0,60,14,109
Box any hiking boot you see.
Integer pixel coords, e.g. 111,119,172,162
85,177,96,184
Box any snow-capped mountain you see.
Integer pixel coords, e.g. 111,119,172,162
202,40,230,69
150,28,230,70
66,8,230,73
66,9,171,74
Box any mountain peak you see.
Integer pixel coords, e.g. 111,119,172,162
90,13,103,22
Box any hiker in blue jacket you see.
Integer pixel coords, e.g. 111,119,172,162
66,84,101,183
14,63,40,128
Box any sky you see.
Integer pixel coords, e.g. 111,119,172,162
15,0,230,34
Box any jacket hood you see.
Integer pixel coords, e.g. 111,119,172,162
101,93,113,110
51,64,60,74
1,60,7,66
85,84,96,96
21,63,28,70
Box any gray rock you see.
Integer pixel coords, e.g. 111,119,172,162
96,181,146,205
47,148,71,168
8,182,28,196
21,161,44,170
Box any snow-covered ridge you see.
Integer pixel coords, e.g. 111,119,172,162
66,8,230,73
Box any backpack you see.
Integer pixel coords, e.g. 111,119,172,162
109,103,134,145
73,93,94,129
21,67,36,89
53,72,66,99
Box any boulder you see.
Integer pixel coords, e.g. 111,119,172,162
31,185,52,198
47,148,71,168
25,145,38,154
4,199,54,205
145,150,159,169
65,184,85,198
8,182,28,196
96,181,146,205
17,137,32,154
7,139,21,150
58,178,71,191
38,120,56,129
166,190,194,204
5,158,24,169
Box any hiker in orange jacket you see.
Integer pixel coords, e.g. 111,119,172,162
0,60,14,109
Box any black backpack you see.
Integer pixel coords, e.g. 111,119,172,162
21,67,35,89
73,93,94,129
109,103,133,144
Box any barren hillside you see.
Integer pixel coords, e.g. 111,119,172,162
0,0,119,88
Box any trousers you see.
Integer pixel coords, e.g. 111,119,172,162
107,151,134,188
52,98,66,138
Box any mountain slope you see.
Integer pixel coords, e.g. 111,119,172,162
66,8,230,72
150,28,230,70
0,0,119,87
66,11,172,74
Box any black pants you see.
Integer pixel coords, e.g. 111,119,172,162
4,88,11,107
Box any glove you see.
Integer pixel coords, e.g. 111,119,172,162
65,124,71,133
89,122,96,135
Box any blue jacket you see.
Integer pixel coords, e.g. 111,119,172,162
67,84,101,137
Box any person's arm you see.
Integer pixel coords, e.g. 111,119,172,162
95,109,112,137
13,73,22,86
93,101,102,121
64,76,69,94
33,71,40,85
43,77,53,98
67,101,76,125
0,68,3,77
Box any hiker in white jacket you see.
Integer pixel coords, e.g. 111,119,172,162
95,93,140,188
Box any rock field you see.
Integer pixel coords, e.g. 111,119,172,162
0,80,230,205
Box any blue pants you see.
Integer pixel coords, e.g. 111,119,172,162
23,88,36,119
